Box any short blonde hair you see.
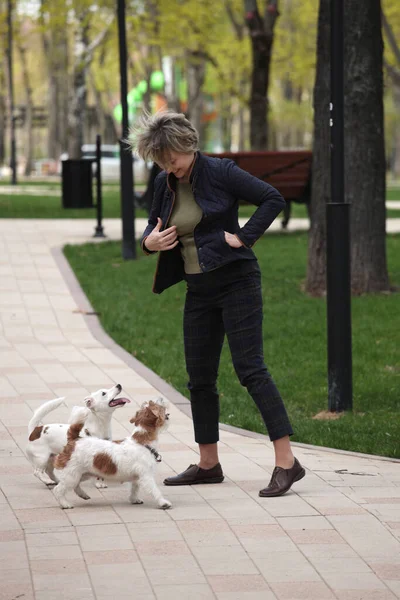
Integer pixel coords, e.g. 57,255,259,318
128,110,199,165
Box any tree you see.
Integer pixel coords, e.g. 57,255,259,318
382,2,400,177
39,0,69,160
244,0,279,150
67,1,114,158
16,19,34,175
306,0,390,296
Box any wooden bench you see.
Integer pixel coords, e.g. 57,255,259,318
206,150,312,228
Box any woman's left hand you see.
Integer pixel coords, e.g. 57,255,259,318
224,231,244,248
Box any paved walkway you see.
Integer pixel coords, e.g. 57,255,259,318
0,219,399,600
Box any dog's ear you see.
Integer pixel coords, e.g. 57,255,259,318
84,396,94,409
129,410,140,424
146,406,160,421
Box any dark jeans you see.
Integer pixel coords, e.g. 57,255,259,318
183,259,293,444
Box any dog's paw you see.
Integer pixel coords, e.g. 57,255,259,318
158,498,172,510
130,498,144,505
60,503,74,509
95,480,108,489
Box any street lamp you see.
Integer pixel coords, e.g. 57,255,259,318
326,0,352,412
117,0,136,259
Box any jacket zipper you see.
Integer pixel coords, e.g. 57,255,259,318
191,173,206,271
152,182,176,292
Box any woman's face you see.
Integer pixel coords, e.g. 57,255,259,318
160,151,195,179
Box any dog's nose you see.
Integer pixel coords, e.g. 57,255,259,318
116,384,122,391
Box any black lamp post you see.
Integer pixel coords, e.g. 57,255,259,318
117,0,136,259
326,0,352,412
7,0,17,185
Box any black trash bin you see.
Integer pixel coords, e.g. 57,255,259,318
62,159,94,209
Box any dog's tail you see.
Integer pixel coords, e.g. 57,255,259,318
28,397,66,436
67,407,88,441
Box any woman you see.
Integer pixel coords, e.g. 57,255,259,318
131,110,305,497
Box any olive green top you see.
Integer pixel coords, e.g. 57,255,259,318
169,182,203,274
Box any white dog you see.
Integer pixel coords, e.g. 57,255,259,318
26,384,130,486
53,398,171,510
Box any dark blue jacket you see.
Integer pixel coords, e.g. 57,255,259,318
141,152,285,294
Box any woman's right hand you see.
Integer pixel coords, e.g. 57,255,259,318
144,218,178,252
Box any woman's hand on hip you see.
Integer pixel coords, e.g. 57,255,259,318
145,218,178,252
224,231,244,249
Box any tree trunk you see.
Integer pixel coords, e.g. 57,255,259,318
0,64,6,165
68,14,90,158
17,43,34,175
392,85,400,178
244,0,279,150
238,104,246,150
89,70,107,141
187,51,205,138
40,2,69,160
306,0,389,296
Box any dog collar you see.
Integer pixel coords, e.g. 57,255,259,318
145,444,162,462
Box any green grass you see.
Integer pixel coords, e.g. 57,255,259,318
64,232,400,459
387,188,400,201
0,191,147,219
1,190,399,219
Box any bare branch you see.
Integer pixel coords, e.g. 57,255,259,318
225,0,244,40
381,9,400,67
384,58,400,87
84,14,114,66
264,0,279,38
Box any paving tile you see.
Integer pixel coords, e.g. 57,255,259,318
384,581,400,597
83,549,139,564
34,590,96,600
32,571,93,592
333,591,397,599
270,581,336,599
179,521,240,547
30,558,86,574
287,529,346,544
126,521,183,542
154,584,216,600
251,551,321,583
88,562,154,599
76,523,134,551
208,574,271,594
323,571,388,591
64,505,122,526
141,554,206,586
134,538,190,556
299,542,358,558
0,530,24,542
14,507,71,529
0,540,29,570
215,592,276,599
192,545,259,576
27,544,83,560
308,556,372,574
367,561,400,580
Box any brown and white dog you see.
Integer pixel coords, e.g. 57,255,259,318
26,384,130,486
53,398,171,510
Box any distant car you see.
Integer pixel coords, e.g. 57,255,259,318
58,144,150,183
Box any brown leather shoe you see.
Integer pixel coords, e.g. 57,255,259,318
163,463,224,486
259,458,305,497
